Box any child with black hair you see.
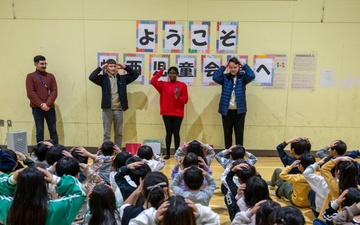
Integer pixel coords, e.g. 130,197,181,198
129,196,220,225
30,140,53,168
225,160,257,221
120,171,170,225
114,157,151,202
96,140,122,184
268,206,305,225
171,165,216,206
109,151,133,204
171,152,213,191
216,144,258,169
255,200,281,225
137,145,165,172
232,176,271,225
174,140,215,166
319,188,360,225
267,136,310,188
316,140,347,159
85,183,121,225
318,156,359,222
272,153,315,207
45,145,69,167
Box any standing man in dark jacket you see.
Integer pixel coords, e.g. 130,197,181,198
89,59,140,148
26,55,59,144
213,57,255,149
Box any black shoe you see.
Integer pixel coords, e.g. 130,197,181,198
164,155,170,160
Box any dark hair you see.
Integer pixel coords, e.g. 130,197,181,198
167,66,179,75
112,151,132,171
186,140,208,166
46,145,67,165
71,147,88,164
125,157,151,185
7,167,48,225
183,166,203,191
331,140,347,156
32,142,49,161
182,152,199,169
231,145,245,160
160,196,196,225
55,157,80,177
244,176,270,208
34,55,46,63
342,187,360,208
255,200,281,225
3,149,19,172
232,159,256,184
268,206,305,225
336,161,359,193
137,145,154,160
88,184,119,225
101,141,115,156
299,154,316,170
105,59,117,65
228,57,240,65
290,139,307,155
143,172,169,209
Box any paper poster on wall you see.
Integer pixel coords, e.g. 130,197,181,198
320,68,337,87
264,54,288,89
253,55,274,86
149,54,170,82
97,52,118,75
123,53,145,85
201,55,222,86
291,53,317,89
136,20,158,52
226,55,248,73
163,21,184,53
189,21,210,53
176,55,196,86
217,22,238,54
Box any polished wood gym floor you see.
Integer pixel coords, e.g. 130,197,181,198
162,156,315,225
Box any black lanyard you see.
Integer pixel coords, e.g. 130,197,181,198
35,72,51,96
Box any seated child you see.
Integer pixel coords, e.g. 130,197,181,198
171,165,216,206
273,154,315,207
137,145,165,172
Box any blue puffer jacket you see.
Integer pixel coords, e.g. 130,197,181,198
213,65,255,115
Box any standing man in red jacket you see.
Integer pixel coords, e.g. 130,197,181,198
26,55,58,144
151,66,188,159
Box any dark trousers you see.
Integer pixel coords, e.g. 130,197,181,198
222,110,246,149
32,107,58,144
308,189,319,218
162,116,183,156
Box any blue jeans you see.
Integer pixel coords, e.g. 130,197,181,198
32,107,58,144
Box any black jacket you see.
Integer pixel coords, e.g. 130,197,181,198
89,67,140,110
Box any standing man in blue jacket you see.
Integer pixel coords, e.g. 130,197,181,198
89,59,140,149
213,57,255,149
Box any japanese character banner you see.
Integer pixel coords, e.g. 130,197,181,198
189,21,210,53
176,55,196,86
201,55,222,86
253,55,275,86
136,20,158,52
124,53,145,84
163,21,184,53
217,22,238,54
97,52,118,75
149,54,170,82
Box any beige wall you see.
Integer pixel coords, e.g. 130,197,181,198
0,0,359,151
